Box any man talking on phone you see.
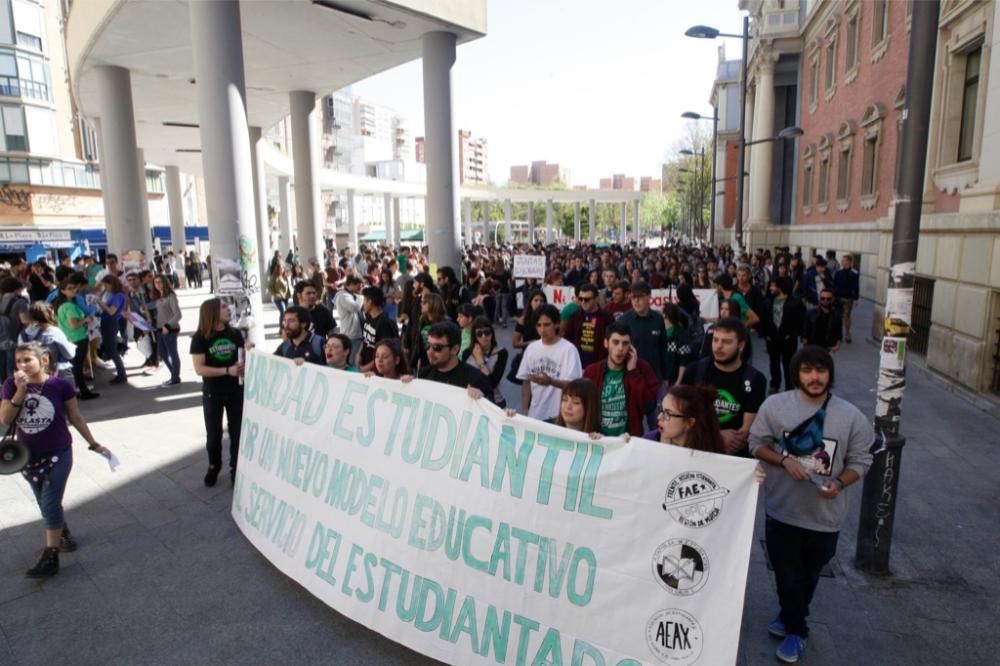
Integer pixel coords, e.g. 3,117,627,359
583,321,659,437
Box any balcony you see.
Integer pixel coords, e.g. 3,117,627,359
0,76,50,102
760,2,799,39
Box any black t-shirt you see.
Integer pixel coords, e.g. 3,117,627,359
359,311,399,366
419,362,495,404
309,305,335,337
29,272,53,302
190,326,245,394
679,358,766,431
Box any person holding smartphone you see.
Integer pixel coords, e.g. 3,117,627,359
581,320,659,437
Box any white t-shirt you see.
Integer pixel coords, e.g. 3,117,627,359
516,337,582,421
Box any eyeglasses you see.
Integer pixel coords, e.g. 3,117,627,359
428,343,450,352
475,329,492,337
658,409,686,421
578,297,593,303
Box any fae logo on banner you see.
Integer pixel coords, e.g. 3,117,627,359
513,254,546,279
233,353,759,665
543,285,577,312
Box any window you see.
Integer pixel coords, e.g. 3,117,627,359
808,53,820,111
860,104,885,209
1,103,27,151
0,0,13,45
823,17,838,99
871,0,890,62
801,145,814,213
11,0,43,52
845,2,861,82
836,121,855,211
958,46,981,163
817,135,832,213
15,51,49,100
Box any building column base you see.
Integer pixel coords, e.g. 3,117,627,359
958,184,1000,213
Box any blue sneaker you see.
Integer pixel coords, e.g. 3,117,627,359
768,616,786,638
776,635,807,663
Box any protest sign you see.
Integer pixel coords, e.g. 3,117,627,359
234,353,759,665
649,288,719,321
513,254,546,279
543,285,577,313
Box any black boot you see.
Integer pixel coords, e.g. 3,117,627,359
26,547,60,579
204,465,220,487
59,526,78,553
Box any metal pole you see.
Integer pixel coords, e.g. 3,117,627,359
735,15,749,251
855,0,939,576
699,147,706,242
710,109,718,247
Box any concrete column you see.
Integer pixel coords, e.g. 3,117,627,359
165,166,186,254
633,198,641,244
289,90,324,262
619,201,627,243
136,150,153,259
383,193,394,247
749,57,776,227
463,198,472,245
422,31,461,270
742,85,756,226
189,0,264,344
277,177,292,257
573,202,581,242
482,200,491,244
545,199,554,245
93,120,115,255
391,197,401,247
527,201,535,243
503,199,512,243
589,199,597,243
94,66,148,258
249,126,272,289
346,189,358,252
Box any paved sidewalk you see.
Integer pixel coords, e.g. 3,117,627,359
0,291,996,665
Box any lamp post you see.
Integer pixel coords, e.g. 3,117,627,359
686,19,749,250
682,110,720,246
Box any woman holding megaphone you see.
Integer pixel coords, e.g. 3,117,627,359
0,341,111,579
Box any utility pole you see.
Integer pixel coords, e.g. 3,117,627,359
855,0,940,575
734,15,749,252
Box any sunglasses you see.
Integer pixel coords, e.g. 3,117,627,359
475,329,492,337
428,343,450,352
578,297,593,303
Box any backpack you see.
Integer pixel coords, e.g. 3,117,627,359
677,306,705,358
0,296,25,350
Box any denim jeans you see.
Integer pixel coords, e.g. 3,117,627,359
100,317,126,380
26,447,73,530
274,298,288,324
158,330,181,382
765,516,839,639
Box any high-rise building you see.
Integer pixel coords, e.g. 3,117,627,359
598,174,635,191
508,160,568,186
457,130,488,184
640,177,662,193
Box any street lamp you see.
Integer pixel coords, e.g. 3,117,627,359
742,125,804,146
682,110,720,246
686,17,749,251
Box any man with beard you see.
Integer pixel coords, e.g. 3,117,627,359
679,317,767,455
294,282,336,338
358,286,399,372
273,306,325,365
410,321,494,402
749,346,872,664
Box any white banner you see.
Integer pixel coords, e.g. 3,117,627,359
513,254,547,279
650,288,720,321
234,353,759,665
543,285,577,312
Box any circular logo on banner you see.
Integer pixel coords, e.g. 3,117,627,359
662,471,729,528
645,608,703,664
652,539,710,596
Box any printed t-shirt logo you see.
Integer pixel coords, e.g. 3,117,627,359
18,394,56,434
209,337,238,363
713,388,740,424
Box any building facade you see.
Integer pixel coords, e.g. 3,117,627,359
731,0,1000,396
508,159,568,186
457,129,488,184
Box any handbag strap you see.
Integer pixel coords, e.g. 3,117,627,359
2,399,25,442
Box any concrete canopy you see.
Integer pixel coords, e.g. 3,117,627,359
66,0,487,175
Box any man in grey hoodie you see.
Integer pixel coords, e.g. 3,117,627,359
749,345,873,664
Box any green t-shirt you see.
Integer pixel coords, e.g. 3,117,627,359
600,367,628,436
86,264,103,288
730,292,751,322
57,301,88,343
460,327,472,357
561,302,580,322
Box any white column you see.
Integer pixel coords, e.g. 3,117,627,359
742,86,756,226
278,176,292,257
422,32,461,270
391,197,402,247
633,198,642,244
589,199,597,243
94,66,148,258
482,200,491,244
346,189,358,252
165,166,186,254
527,201,535,242
136,149,153,259
383,193,394,248
545,199,554,245
249,126,272,289
749,57,776,227
619,201,627,243
290,90,324,262
573,202,581,242
463,198,473,245
189,0,264,345
503,199,512,243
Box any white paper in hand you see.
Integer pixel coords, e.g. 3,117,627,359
102,450,121,472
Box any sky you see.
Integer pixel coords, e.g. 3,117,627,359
352,0,741,189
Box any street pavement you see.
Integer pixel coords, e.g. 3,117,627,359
0,288,997,665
